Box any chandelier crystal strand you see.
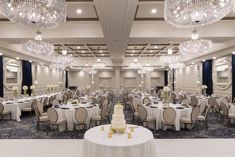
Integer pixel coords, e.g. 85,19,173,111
0,0,66,28
160,47,179,65
180,30,212,55
169,62,185,69
22,30,54,55
164,0,233,28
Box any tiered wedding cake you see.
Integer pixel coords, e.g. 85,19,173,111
111,102,126,132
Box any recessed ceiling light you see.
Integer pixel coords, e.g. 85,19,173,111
132,50,135,53
70,66,73,68
100,50,103,53
85,63,88,66
77,46,81,49
16,57,20,60
82,50,85,53
101,54,104,56
131,54,133,56
191,62,194,65
151,9,157,14
29,60,32,63
154,46,158,49
76,9,82,14
202,60,206,62
0,53,2,56
134,58,138,62
213,56,217,60
150,50,153,53
97,58,101,62
232,52,235,54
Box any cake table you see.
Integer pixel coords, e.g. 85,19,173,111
80,124,156,157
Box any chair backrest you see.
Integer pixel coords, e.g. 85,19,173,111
157,90,162,98
47,108,58,123
137,104,147,121
75,107,88,123
220,101,228,116
163,107,176,124
43,97,48,107
48,96,54,105
204,106,211,119
190,96,198,107
178,95,184,103
171,92,177,100
101,103,108,119
222,98,229,108
143,97,151,105
0,103,4,114
52,99,60,106
181,99,189,106
190,106,200,122
63,94,68,103
199,102,206,115
208,97,215,107
31,99,38,110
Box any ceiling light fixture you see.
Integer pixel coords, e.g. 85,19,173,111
160,47,179,65
164,0,233,28
151,9,157,14
0,0,66,28
22,30,54,56
180,30,212,55
76,9,82,14
16,57,20,60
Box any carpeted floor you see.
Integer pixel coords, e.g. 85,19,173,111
1,96,235,139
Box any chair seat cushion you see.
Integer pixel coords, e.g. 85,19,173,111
228,113,235,118
2,110,11,115
180,117,192,123
39,115,48,122
41,113,47,116
91,115,101,121
198,115,205,121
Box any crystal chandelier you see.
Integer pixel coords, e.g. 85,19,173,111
92,59,106,69
54,49,73,65
50,63,65,70
160,48,179,65
22,30,54,55
129,58,142,69
169,62,185,69
180,30,212,55
143,64,154,72
0,0,66,28
164,0,233,28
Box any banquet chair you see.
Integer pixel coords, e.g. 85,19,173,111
47,108,67,131
74,107,88,132
48,96,54,107
199,102,206,116
137,104,156,132
181,99,190,107
190,96,198,107
171,92,177,103
89,102,109,128
52,99,60,106
178,95,184,104
180,106,200,132
42,97,49,107
143,97,151,105
35,102,48,132
0,103,12,120
130,97,139,123
198,106,211,130
106,101,112,123
220,101,235,125
157,90,162,99
21,99,37,115
63,94,68,103
208,97,217,112
162,107,176,130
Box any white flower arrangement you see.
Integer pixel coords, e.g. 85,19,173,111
163,86,171,93
23,85,28,90
30,85,35,90
162,86,171,103
12,86,18,91
202,85,208,89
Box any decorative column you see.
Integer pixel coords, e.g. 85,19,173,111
202,60,213,95
145,71,151,91
114,67,121,92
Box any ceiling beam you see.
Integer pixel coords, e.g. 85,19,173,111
84,44,97,58
138,43,150,57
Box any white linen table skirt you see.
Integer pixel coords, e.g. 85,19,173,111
80,124,156,157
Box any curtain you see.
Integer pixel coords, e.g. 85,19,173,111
65,70,68,89
232,55,235,100
0,56,3,97
164,70,168,86
22,60,32,96
172,69,175,91
202,60,213,95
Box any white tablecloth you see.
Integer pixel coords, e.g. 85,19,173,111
145,102,192,131
55,103,100,131
81,124,156,157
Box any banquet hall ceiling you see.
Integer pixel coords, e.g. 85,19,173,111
0,0,235,66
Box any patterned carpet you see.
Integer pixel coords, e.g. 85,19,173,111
1,97,235,139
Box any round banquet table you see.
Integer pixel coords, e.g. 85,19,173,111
80,124,156,157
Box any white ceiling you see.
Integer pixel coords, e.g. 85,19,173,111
0,0,235,67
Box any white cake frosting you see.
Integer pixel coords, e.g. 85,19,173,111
111,103,126,130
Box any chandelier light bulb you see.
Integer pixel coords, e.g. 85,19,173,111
62,49,67,55
191,30,199,40
168,48,173,55
35,30,42,41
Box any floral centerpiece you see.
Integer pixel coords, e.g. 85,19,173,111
23,85,28,96
47,84,51,93
162,86,171,105
202,85,207,96
72,99,80,106
12,86,18,97
30,85,36,96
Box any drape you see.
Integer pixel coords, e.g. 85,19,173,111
164,70,168,86
0,56,3,97
202,60,213,95
22,60,32,96
172,69,175,91
232,55,235,100
65,70,68,89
